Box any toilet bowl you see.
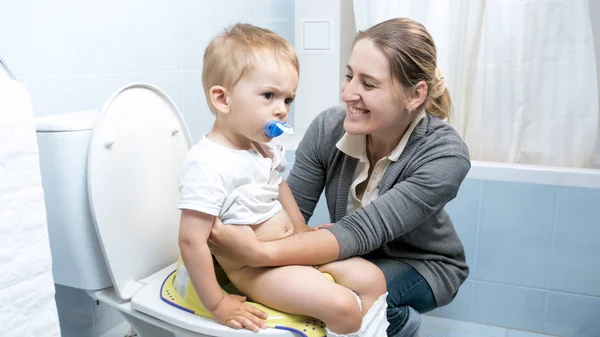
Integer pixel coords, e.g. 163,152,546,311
36,83,326,337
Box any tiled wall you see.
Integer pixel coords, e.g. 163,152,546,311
430,178,600,337
287,154,600,337
0,0,294,144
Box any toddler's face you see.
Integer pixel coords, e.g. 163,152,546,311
227,57,299,144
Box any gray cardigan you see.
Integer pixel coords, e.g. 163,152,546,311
286,105,470,306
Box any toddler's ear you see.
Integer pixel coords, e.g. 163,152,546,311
210,86,230,114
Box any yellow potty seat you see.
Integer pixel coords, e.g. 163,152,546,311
161,258,329,337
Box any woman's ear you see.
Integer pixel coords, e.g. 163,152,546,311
209,86,230,114
407,80,428,110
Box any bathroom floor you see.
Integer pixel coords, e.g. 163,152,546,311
103,316,559,337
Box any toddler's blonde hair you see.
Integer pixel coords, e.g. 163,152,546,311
202,23,299,114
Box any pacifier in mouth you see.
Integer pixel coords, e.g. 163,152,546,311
264,120,294,138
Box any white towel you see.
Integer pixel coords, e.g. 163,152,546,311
0,78,61,336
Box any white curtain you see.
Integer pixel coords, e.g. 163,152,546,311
353,0,599,168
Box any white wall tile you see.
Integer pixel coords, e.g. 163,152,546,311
21,71,182,117
180,0,244,70
180,0,294,71
182,70,213,142
1,0,134,78
132,0,181,72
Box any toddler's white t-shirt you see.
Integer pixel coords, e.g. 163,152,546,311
178,136,286,225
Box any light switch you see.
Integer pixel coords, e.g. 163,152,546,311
303,21,330,50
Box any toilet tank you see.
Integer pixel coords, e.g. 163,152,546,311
36,110,112,290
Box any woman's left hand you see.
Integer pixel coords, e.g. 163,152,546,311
208,217,265,266
310,223,334,231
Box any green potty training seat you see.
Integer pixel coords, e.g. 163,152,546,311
161,258,329,337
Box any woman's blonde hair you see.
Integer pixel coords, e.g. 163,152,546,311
202,23,299,114
355,17,451,120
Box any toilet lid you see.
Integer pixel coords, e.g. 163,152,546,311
88,83,192,300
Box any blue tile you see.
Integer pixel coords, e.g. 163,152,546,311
471,281,546,332
550,186,600,297
445,179,482,271
429,280,473,321
474,181,557,288
545,292,600,337
285,150,296,166
308,194,330,227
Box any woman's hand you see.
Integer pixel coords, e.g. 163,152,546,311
208,217,265,267
310,223,334,231
211,294,268,333
294,223,313,234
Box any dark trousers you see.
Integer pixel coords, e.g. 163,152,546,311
368,259,438,337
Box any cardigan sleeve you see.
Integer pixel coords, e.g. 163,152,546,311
326,153,470,259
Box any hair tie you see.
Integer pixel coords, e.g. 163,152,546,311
430,67,446,98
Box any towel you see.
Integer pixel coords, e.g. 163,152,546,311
0,78,61,336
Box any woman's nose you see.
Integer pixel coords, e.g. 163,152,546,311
341,80,359,102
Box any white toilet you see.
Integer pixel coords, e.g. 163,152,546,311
36,83,297,337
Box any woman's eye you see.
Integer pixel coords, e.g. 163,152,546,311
363,82,375,88
263,92,274,99
345,74,353,80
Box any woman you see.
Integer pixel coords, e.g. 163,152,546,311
209,17,470,337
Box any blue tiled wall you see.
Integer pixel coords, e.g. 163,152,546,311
434,179,600,336
286,154,600,336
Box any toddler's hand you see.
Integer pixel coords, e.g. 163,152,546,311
211,294,268,333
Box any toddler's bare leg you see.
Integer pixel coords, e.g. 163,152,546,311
316,257,387,316
227,265,362,335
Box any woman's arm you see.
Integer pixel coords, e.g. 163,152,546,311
328,154,471,259
210,152,470,267
209,218,340,267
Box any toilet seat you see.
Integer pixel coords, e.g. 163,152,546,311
88,83,190,300
86,83,323,337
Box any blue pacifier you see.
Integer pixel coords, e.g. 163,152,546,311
264,120,294,138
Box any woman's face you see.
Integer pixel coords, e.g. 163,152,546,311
341,38,410,136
